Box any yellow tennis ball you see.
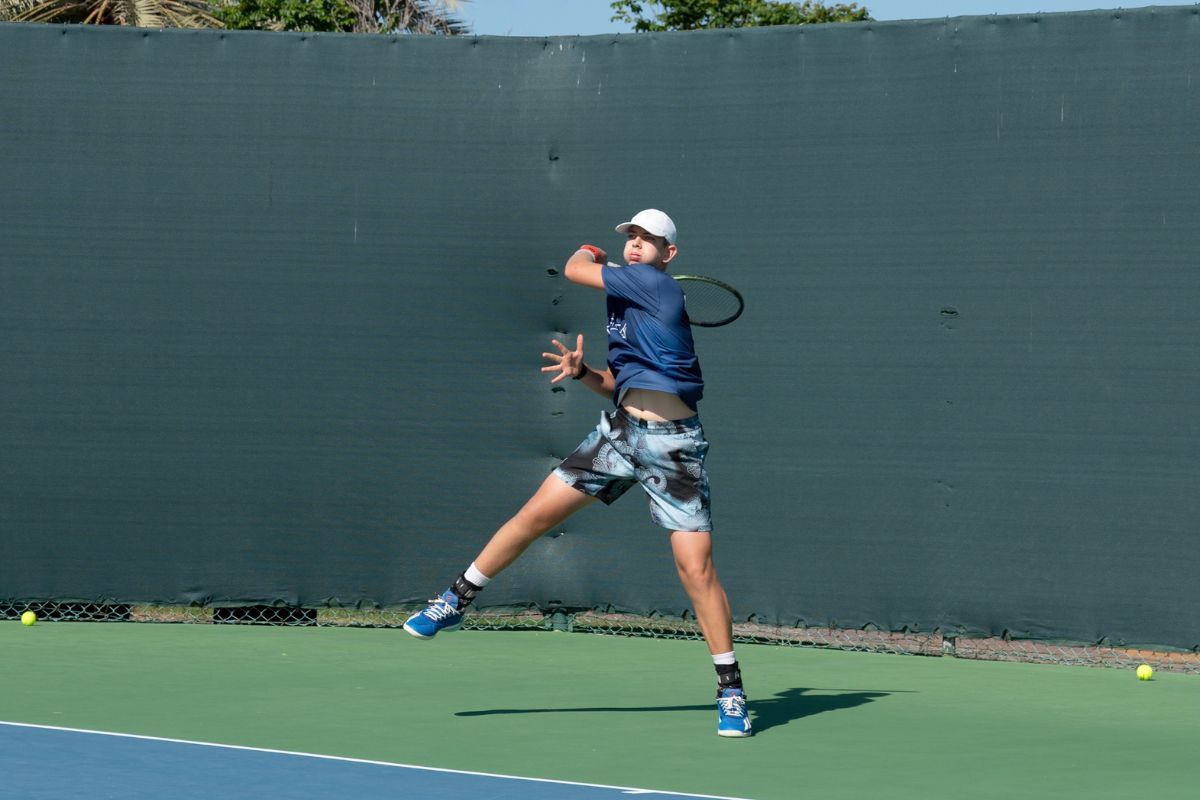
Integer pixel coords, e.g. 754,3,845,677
1136,664,1153,681
20,611,37,626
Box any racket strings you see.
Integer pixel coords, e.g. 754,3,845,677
679,278,743,326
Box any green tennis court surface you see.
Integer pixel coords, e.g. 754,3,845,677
3,622,1196,799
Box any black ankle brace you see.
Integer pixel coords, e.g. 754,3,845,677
451,573,482,610
716,661,742,691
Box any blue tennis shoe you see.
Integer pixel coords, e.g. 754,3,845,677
403,589,464,639
716,688,753,737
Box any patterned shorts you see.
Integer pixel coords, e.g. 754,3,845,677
554,409,712,532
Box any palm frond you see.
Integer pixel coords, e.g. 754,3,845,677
2,0,220,26
344,0,469,35
0,0,41,21
131,0,167,28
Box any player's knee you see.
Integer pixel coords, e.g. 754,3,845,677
675,556,716,588
515,497,568,536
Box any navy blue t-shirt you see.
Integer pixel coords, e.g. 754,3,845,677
601,263,704,410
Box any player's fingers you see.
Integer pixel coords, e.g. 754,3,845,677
574,333,584,352
551,339,568,354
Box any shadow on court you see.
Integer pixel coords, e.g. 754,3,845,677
456,687,902,734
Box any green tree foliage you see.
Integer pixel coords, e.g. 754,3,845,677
212,0,467,34
210,0,353,31
611,0,870,31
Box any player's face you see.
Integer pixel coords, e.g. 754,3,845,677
623,226,675,267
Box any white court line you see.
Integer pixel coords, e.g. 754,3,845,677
0,720,753,800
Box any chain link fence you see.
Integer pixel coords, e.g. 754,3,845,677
4,601,1197,674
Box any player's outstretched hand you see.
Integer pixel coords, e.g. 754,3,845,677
542,334,584,384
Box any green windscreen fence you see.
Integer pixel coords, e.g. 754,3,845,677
1,8,1197,651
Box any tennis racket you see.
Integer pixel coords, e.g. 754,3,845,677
604,264,745,327
673,274,745,327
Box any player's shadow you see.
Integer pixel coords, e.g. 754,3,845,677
456,686,901,734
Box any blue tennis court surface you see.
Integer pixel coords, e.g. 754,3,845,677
1,721,747,799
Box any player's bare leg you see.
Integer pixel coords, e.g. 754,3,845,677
670,530,733,654
404,474,593,639
670,530,751,737
474,474,596,577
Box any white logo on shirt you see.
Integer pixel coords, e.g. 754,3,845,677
607,313,627,340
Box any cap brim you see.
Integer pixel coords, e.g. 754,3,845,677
615,222,673,243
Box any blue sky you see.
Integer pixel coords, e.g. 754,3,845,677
461,1,1196,36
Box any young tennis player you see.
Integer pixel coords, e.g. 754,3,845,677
404,209,751,738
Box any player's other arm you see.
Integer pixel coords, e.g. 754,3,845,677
564,245,607,289
542,333,615,399
576,362,616,399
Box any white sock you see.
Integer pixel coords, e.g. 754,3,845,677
712,651,737,666
464,562,492,587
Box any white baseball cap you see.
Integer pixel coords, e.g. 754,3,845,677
615,209,677,245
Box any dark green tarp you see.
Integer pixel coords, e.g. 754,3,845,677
1,8,1197,648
